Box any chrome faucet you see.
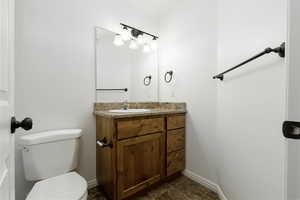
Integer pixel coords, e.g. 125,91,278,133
122,100,129,110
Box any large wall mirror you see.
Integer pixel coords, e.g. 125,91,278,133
95,27,159,102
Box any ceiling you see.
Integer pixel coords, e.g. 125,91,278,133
126,0,179,19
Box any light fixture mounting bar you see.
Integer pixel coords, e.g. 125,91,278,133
120,23,159,39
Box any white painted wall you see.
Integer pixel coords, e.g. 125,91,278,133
15,0,159,199
159,0,288,200
216,0,287,200
287,0,300,199
158,0,218,183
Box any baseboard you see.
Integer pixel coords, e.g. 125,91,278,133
183,169,218,192
216,185,228,200
183,169,228,200
87,179,98,189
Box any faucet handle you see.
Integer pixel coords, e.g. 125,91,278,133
123,100,129,110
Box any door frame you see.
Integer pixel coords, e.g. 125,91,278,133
8,0,15,198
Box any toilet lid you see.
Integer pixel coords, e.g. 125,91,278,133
26,172,87,200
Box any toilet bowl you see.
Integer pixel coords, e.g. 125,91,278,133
26,172,87,200
19,129,88,200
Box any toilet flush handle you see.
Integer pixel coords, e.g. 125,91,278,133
97,138,113,148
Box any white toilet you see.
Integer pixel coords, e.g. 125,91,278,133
19,129,88,200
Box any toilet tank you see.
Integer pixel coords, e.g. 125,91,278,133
19,129,82,181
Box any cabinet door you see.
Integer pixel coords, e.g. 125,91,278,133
117,133,163,199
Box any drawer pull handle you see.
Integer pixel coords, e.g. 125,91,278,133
97,138,113,148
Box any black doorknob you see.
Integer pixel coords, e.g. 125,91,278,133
11,117,33,134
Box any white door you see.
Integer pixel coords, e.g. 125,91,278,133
0,0,14,199
286,0,300,200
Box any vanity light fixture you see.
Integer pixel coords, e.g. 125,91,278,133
121,26,131,41
118,23,159,52
113,34,124,46
129,39,138,50
150,38,157,50
137,34,146,45
143,43,151,53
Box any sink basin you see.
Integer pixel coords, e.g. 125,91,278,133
109,109,150,113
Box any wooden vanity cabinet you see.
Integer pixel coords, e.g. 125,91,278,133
96,114,185,200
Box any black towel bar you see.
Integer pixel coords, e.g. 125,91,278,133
213,42,285,81
96,88,128,92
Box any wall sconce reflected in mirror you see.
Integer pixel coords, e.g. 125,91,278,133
143,75,152,86
164,71,174,83
113,34,124,46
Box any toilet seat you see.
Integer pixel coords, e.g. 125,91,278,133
26,172,87,200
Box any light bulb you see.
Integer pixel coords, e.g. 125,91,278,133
143,43,151,53
121,27,131,41
137,34,146,45
113,34,124,46
129,39,138,50
150,38,157,50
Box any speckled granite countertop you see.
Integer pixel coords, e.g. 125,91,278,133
94,102,186,119
94,109,186,119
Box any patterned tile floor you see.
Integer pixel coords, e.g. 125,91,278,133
88,176,220,200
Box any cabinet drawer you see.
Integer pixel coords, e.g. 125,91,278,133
167,129,185,153
167,115,185,130
117,117,164,140
167,150,185,176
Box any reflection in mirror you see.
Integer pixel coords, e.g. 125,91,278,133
95,27,158,102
